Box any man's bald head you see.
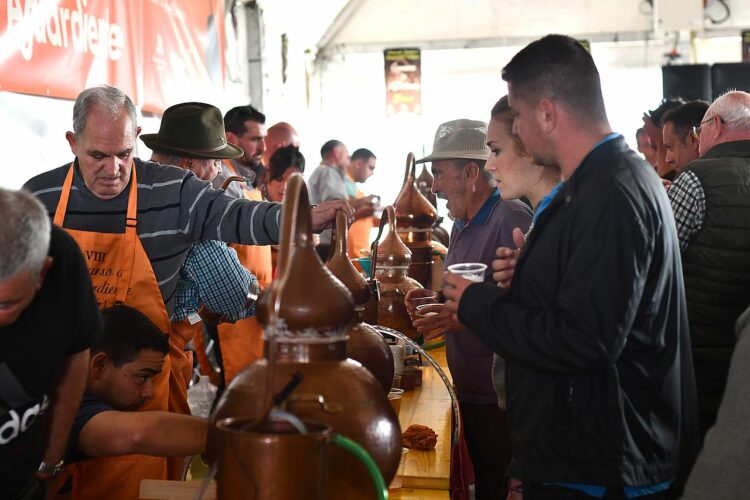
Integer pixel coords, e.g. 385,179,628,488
698,91,750,157
263,122,300,166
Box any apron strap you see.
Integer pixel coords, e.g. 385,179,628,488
52,162,76,226
117,164,139,305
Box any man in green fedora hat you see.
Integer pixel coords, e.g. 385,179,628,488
143,101,261,402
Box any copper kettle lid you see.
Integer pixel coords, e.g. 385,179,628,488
326,210,371,306
394,153,437,228
257,173,354,339
373,205,411,269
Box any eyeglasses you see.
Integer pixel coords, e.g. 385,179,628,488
692,115,724,137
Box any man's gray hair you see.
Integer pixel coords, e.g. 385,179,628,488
0,189,51,281
710,90,750,131
73,85,137,137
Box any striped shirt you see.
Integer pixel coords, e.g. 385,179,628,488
23,158,282,316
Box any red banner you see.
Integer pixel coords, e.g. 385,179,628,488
0,0,225,113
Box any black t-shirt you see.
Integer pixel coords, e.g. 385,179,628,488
64,394,112,463
0,226,102,498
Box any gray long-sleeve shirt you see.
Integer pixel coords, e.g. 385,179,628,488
308,163,347,246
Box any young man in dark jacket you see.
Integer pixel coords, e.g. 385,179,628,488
443,35,699,500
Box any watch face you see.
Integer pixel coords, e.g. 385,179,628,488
38,461,64,475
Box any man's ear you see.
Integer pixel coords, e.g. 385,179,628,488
90,352,111,380
689,131,700,152
226,131,238,144
464,161,481,184
65,131,78,157
135,125,142,138
537,98,557,134
35,257,53,292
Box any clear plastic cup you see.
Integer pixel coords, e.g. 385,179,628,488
447,262,487,283
415,303,445,338
388,388,404,416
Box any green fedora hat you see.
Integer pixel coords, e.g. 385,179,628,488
141,102,244,159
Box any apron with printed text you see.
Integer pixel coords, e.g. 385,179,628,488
51,164,185,499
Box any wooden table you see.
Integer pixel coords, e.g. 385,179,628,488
396,345,452,493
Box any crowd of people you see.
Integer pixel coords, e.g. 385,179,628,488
1,32,749,500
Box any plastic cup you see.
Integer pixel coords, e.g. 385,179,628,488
388,447,410,490
415,303,445,338
356,257,372,278
388,388,404,416
447,262,487,283
410,291,440,308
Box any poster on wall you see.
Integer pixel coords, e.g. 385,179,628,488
743,30,750,62
0,0,225,113
384,48,421,116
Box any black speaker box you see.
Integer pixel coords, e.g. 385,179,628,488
662,64,712,102
711,63,750,99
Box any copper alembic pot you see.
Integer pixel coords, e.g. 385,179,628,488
372,205,424,341
209,173,401,500
327,210,395,393
394,153,437,288
213,416,387,500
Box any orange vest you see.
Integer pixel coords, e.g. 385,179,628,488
51,164,188,499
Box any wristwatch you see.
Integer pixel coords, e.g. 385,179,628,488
38,460,65,476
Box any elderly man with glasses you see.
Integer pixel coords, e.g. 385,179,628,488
667,90,750,443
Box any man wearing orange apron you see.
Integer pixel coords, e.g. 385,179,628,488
344,148,379,258
24,86,350,499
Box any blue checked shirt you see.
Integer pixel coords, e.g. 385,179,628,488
172,240,257,323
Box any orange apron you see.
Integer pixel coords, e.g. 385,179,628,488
346,174,375,258
210,161,270,383
51,164,184,499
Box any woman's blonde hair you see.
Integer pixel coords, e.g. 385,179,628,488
490,95,530,158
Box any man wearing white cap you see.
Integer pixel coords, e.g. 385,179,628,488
405,119,532,499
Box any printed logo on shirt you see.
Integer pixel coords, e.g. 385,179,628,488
0,363,48,446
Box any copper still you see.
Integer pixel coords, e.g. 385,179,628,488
394,153,437,288
327,211,394,392
416,163,438,208
372,205,424,341
209,173,401,500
